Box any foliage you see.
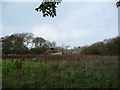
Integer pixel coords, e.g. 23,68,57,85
33,37,46,48
2,55,118,88
35,0,119,18
81,37,119,56
116,0,120,7
1,33,57,55
30,46,46,55
2,34,28,55
35,0,62,17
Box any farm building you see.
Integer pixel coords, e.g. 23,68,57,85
45,48,58,55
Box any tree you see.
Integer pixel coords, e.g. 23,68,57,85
13,33,34,48
2,36,13,55
51,41,57,48
44,40,56,48
116,0,120,7
36,0,119,18
30,47,46,55
1,34,33,55
35,0,62,17
12,36,28,54
1,33,58,55
81,37,119,56
0,38,2,55
32,37,46,48
44,40,52,48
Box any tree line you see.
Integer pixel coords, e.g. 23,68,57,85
0,33,57,55
0,33,119,56
81,36,120,56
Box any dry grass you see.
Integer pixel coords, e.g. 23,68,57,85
2,54,119,88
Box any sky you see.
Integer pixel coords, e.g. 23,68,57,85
0,1,118,48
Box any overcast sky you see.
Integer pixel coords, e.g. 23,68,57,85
0,1,118,48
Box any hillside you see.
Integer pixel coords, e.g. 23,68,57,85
81,36,119,56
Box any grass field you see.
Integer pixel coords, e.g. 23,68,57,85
2,54,119,88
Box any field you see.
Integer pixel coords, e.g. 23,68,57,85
2,54,119,88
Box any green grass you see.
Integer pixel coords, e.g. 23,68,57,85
2,55,119,88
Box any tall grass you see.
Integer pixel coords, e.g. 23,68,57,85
2,54,118,88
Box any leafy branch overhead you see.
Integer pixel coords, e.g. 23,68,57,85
35,0,119,18
116,0,120,7
35,0,62,17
